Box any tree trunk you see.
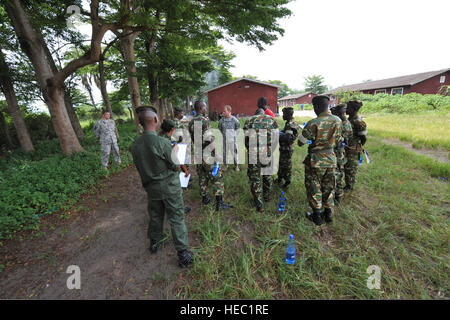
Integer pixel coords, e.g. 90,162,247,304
167,100,174,119
4,0,83,155
119,30,141,131
98,58,113,115
0,111,14,148
42,40,85,140
0,48,34,152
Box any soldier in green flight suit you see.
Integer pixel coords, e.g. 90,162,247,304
298,95,342,225
277,107,300,189
131,108,193,267
188,101,233,211
331,104,353,204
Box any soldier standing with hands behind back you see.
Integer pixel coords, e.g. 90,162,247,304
93,110,121,169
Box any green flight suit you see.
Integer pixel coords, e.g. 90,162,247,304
131,130,188,252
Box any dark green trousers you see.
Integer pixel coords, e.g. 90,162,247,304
147,192,188,252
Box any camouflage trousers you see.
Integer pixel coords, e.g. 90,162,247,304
247,163,273,210
101,141,121,167
277,149,293,184
197,163,224,197
304,163,336,210
335,163,345,199
146,191,188,252
344,151,360,190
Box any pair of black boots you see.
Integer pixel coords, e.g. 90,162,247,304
306,208,333,226
202,195,233,211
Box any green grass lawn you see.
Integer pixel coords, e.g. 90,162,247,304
175,115,449,299
363,112,450,151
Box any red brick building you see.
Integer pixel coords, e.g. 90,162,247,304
205,78,281,117
278,92,317,107
329,68,450,104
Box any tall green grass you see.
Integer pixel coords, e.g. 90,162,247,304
176,129,449,299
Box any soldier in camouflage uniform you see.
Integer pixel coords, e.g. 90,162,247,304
344,100,367,191
276,107,300,189
188,101,233,211
298,96,341,225
331,104,353,203
244,108,279,213
93,110,121,168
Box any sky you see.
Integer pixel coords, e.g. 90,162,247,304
220,0,450,91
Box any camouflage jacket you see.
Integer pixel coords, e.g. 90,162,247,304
188,114,213,147
299,111,341,168
243,114,278,165
335,119,353,166
93,119,117,144
279,119,300,152
346,114,367,153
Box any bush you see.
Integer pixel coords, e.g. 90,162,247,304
334,91,450,113
0,121,138,239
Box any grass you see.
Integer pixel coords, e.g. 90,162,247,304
175,113,449,299
363,111,450,151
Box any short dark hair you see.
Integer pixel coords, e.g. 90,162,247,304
161,119,175,133
257,97,267,109
312,95,330,112
194,100,205,111
136,105,158,114
282,107,294,117
102,109,110,115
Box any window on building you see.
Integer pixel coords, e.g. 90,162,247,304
391,87,404,95
374,89,386,94
440,76,446,83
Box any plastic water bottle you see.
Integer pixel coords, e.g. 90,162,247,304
286,234,295,265
212,162,220,176
307,140,312,145
359,154,363,166
278,191,286,212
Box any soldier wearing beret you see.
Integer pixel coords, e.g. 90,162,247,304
277,107,300,189
298,95,341,225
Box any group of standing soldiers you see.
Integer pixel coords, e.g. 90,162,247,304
123,94,366,268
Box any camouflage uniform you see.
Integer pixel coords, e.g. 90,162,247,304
218,115,240,165
93,118,121,167
335,119,353,199
299,111,341,211
188,115,224,197
344,114,367,189
277,119,300,186
243,114,279,210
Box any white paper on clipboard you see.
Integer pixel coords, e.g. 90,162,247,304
364,150,370,164
174,143,187,165
179,173,190,188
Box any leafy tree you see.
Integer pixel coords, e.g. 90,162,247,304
304,74,328,94
268,79,301,99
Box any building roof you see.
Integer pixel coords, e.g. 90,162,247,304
329,68,450,93
279,92,315,101
205,78,282,93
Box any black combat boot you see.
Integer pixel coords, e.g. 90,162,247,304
306,209,324,226
282,180,291,189
149,239,163,254
202,195,211,205
215,196,233,211
323,207,333,223
334,194,342,205
178,249,194,268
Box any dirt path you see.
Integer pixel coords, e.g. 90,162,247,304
381,138,449,163
0,166,200,299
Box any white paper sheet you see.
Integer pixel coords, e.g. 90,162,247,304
179,173,190,188
174,143,187,165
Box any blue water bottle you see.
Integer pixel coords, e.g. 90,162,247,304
307,140,312,145
278,191,286,212
359,153,363,166
286,234,295,265
212,162,220,176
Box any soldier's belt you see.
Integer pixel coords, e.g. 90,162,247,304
310,147,334,154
